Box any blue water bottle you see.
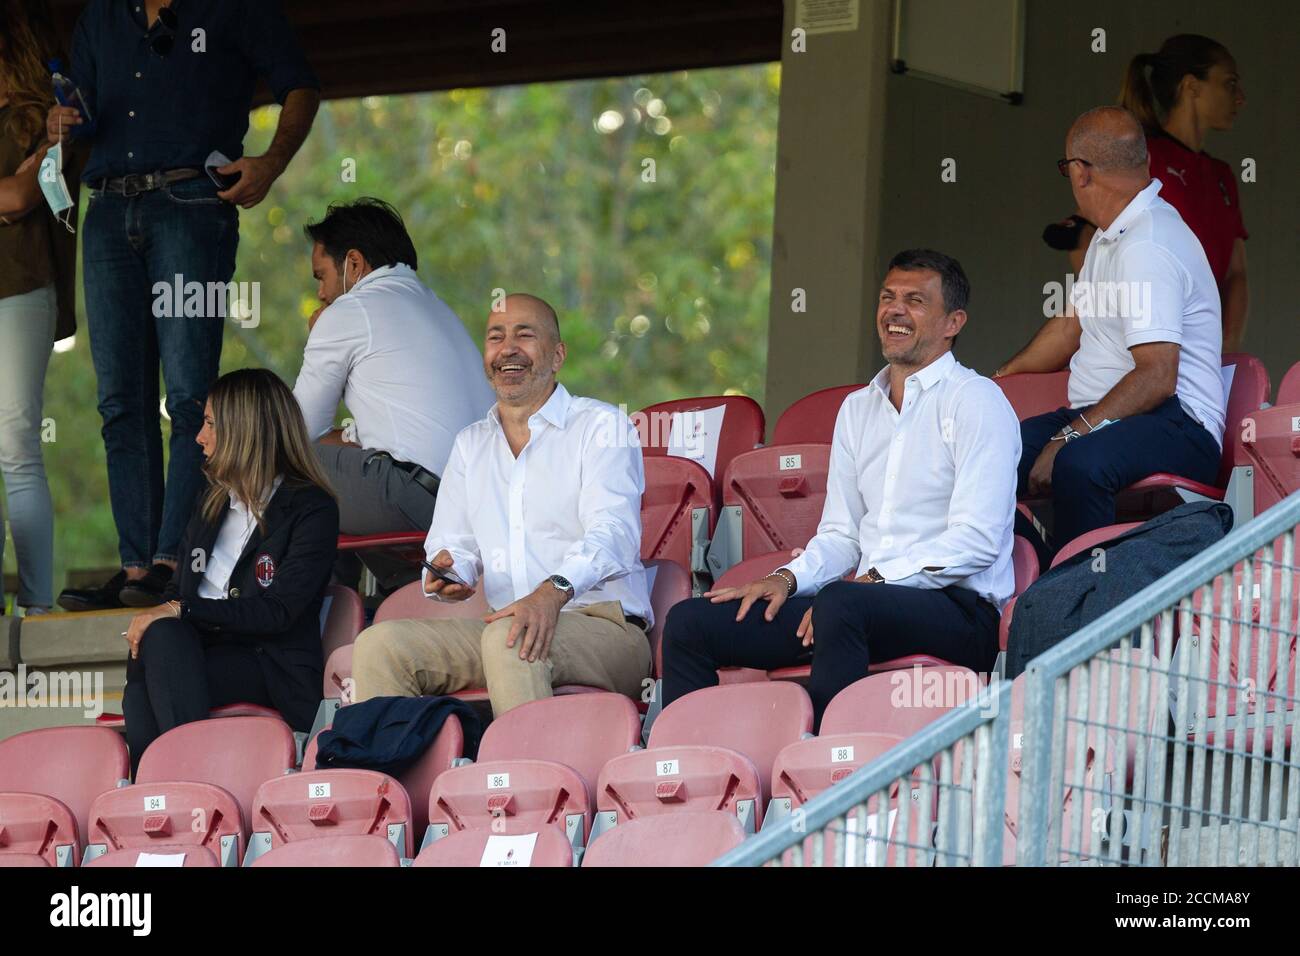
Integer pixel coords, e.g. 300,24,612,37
49,58,95,137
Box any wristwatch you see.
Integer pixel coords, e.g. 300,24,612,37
548,574,575,599
863,567,885,583
1051,424,1084,443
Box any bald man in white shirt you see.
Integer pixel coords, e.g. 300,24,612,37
351,293,653,716
662,250,1020,729
998,107,1225,550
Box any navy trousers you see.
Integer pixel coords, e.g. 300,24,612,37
661,580,999,730
1018,396,1220,549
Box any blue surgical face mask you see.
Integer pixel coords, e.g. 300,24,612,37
39,143,75,233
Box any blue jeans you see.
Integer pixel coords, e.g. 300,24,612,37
1018,396,1221,548
0,285,57,608
82,177,238,567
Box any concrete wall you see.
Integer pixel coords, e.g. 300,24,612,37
766,0,1300,408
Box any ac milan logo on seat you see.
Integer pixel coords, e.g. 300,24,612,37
255,554,276,588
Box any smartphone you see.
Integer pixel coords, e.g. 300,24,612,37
204,150,240,191
421,559,468,589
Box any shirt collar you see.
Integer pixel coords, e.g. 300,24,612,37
350,262,413,293
488,382,573,431
1097,179,1163,241
230,475,284,516
868,349,956,398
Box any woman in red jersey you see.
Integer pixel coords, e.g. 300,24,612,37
1045,35,1249,349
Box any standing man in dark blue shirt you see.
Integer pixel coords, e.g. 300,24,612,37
50,0,320,611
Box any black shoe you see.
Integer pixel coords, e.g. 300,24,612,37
57,569,129,613
118,563,175,608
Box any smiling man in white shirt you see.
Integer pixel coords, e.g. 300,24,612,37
292,199,493,579
351,293,653,716
662,250,1020,728
997,107,1225,550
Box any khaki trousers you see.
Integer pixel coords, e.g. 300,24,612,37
351,601,652,717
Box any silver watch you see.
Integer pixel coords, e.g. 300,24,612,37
548,574,575,598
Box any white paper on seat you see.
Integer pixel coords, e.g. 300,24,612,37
667,405,727,478
135,852,187,868
842,808,898,867
479,832,538,867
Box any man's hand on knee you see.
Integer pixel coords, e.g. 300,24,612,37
705,571,794,623
483,583,567,663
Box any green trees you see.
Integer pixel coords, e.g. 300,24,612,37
22,64,778,584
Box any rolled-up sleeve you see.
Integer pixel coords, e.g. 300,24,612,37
783,400,865,595
240,0,319,103
554,411,645,598
423,434,483,591
872,379,1020,589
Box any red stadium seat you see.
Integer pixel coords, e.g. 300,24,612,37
711,443,832,574
596,682,811,833
641,454,716,587
0,853,49,867
133,716,296,838
0,726,129,867
426,693,641,850
645,558,693,677
86,779,244,867
1238,401,1300,514
995,370,1070,421
83,845,220,868
635,394,765,485
412,825,574,867
583,810,745,867
820,667,983,738
246,769,415,863
249,833,400,867
335,530,426,566
763,667,981,840
1277,362,1300,406
321,584,366,662
300,715,464,847
771,385,864,445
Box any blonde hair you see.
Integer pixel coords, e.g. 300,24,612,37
200,368,336,529
0,1,61,150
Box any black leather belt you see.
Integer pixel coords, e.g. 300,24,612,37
626,615,648,631
90,168,202,196
366,451,440,498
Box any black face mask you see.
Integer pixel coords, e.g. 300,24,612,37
1041,214,1093,251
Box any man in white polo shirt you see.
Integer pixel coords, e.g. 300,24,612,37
293,199,494,579
997,106,1224,549
351,293,653,716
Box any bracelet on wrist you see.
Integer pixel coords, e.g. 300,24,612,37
769,569,796,596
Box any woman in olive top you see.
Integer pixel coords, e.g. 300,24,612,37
0,0,81,615
122,369,339,774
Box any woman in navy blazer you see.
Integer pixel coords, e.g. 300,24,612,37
122,368,339,774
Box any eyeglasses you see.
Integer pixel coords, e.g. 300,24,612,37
149,6,179,57
1057,157,1093,177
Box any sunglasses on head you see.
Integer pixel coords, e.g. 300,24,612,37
149,6,179,57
